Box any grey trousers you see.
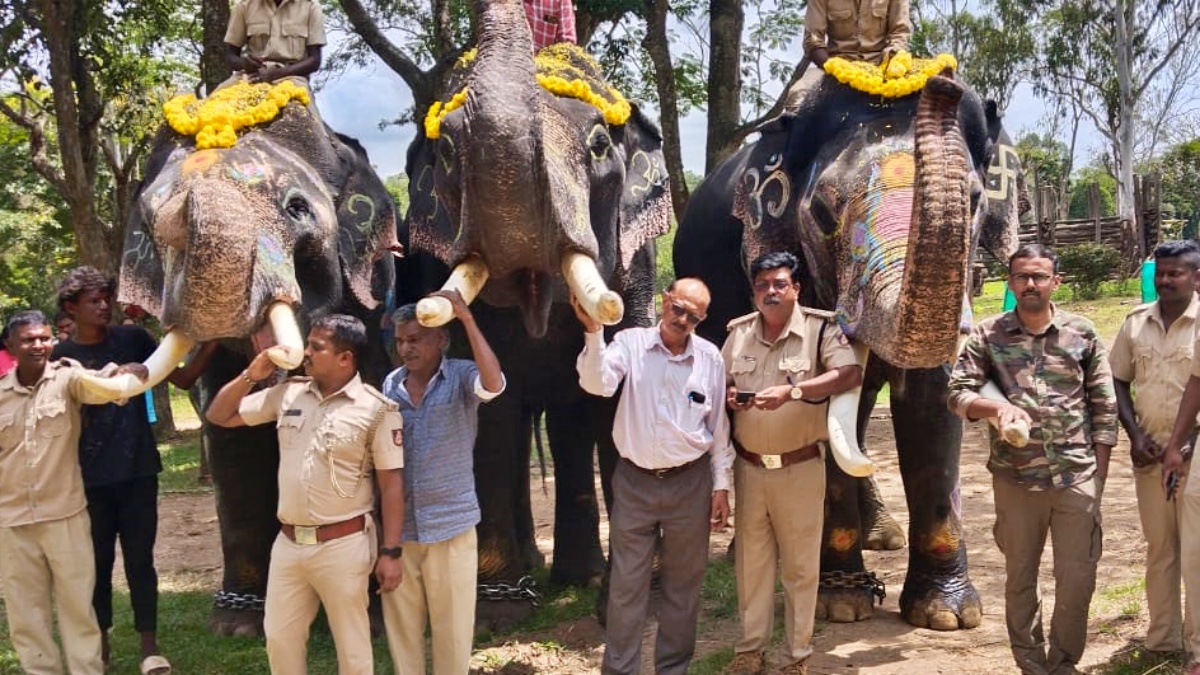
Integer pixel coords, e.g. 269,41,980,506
602,456,713,675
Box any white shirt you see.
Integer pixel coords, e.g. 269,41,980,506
576,325,733,491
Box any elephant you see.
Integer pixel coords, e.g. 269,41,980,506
397,0,671,623
84,85,399,635
674,71,1026,631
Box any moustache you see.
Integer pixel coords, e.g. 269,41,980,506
763,296,782,305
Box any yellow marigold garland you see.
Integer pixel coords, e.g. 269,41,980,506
823,51,958,98
163,80,311,150
423,43,632,139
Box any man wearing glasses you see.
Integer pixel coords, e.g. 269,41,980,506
721,252,862,675
948,244,1117,675
573,277,733,675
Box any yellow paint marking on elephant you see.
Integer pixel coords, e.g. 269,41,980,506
880,153,915,189
923,523,961,559
823,51,958,98
164,81,311,149
423,43,632,139
829,527,859,553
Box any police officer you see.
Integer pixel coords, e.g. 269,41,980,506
721,252,862,675
208,314,404,675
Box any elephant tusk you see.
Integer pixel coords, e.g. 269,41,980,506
417,254,490,327
980,380,1030,447
76,329,196,400
826,343,874,477
266,303,305,370
562,251,624,326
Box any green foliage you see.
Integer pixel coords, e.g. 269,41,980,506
1150,137,1200,238
655,222,676,293
1056,243,1124,300
384,174,411,220
1067,165,1117,219
1015,131,1071,194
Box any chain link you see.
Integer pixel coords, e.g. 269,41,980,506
819,570,886,606
477,575,540,607
213,590,266,612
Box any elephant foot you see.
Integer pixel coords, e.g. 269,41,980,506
899,578,982,630
209,606,264,637
863,512,906,551
815,586,875,623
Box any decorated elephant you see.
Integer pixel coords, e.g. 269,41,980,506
84,80,399,635
674,66,1026,630
398,0,670,620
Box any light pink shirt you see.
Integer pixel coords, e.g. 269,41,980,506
576,325,733,491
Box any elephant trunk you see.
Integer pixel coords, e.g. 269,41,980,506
862,74,973,368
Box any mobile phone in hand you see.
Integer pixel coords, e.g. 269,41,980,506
1167,471,1180,501
735,390,755,404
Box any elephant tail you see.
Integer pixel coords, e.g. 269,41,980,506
534,407,549,496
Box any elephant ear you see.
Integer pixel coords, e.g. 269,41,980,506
118,132,185,318
331,133,400,311
403,131,464,266
615,105,672,273
731,118,799,262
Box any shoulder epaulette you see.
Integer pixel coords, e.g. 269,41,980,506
801,306,837,321
363,386,399,411
725,312,758,331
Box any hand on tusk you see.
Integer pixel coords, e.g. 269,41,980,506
562,252,624,326
980,380,1030,448
265,345,303,370
420,257,489,327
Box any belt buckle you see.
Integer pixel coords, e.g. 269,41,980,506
652,467,671,479
294,525,319,546
761,454,783,470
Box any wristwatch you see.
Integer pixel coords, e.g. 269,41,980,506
379,546,403,559
789,384,804,400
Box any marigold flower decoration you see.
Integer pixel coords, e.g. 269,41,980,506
163,80,311,150
823,51,958,98
423,43,632,140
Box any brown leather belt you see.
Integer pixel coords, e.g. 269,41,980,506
621,454,707,479
280,514,366,546
734,441,820,470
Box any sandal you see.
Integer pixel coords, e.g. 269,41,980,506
140,654,172,675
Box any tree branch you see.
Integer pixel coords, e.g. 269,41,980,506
0,95,69,196
337,0,431,99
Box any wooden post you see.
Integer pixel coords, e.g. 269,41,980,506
1088,183,1101,244
1134,174,1145,260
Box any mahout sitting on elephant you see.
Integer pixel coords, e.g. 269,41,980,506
86,78,400,635
674,61,1026,630
398,0,671,624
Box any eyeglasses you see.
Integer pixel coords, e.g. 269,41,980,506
663,293,706,326
1010,273,1054,286
753,279,795,293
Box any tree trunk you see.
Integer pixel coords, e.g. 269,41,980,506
1113,0,1136,221
641,0,688,221
705,0,744,173
201,0,232,94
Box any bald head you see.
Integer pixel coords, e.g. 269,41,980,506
667,277,711,313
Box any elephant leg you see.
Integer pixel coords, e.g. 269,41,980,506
860,472,906,551
202,355,279,637
517,409,543,571
817,358,887,623
545,400,604,587
890,364,982,631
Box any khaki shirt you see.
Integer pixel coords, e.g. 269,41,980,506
1110,293,1200,445
803,0,912,64
0,360,117,527
225,0,327,65
239,374,404,527
722,304,859,454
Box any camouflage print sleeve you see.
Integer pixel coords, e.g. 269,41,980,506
1084,329,1119,446
947,322,990,418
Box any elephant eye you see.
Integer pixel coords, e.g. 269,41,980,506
285,195,313,221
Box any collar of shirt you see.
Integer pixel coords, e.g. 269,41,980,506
1001,302,1064,336
301,372,366,404
752,303,807,346
646,324,696,361
0,361,63,394
388,357,450,405
1146,292,1200,330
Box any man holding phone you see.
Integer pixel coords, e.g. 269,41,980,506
721,252,862,675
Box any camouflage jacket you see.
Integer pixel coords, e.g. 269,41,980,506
947,307,1118,490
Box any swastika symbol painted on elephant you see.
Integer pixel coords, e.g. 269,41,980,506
986,144,1019,202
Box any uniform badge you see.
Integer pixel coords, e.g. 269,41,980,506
283,409,302,417
741,355,757,362
391,428,404,446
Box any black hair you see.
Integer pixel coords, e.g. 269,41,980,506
749,251,804,283
310,313,368,365
1154,239,1200,270
56,266,116,313
5,310,49,340
1008,244,1058,273
391,303,420,326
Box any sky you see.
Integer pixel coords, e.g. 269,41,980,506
312,26,1104,182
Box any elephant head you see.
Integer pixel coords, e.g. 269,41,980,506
404,0,671,338
737,74,1023,370
88,93,399,397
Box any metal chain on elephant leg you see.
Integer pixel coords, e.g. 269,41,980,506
819,571,887,606
477,575,541,607
212,590,266,612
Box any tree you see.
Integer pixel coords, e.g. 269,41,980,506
1151,137,1200,236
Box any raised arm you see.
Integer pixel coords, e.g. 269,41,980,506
206,350,278,428
436,290,503,394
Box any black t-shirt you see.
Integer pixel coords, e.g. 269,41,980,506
52,325,161,487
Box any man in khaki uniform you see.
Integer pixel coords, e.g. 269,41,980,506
0,310,140,675
208,314,405,675
721,252,863,675
224,0,327,84
784,0,912,112
1111,240,1200,658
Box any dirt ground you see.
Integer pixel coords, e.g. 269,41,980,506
147,411,1158,674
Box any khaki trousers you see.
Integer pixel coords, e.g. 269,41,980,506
992,475,1102,675
0,510,103,675
1182,453,1200,657
733,455,825,661
263,528,376,675
383,527,478,675
1134,460,1193,651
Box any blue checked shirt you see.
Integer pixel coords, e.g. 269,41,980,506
382,358,504,543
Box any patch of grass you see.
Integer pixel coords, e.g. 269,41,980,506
169,384,200,426
158,429,210,494
1088,644,1187,675
973,277,1139,342
689,647,734,675
700,559,738,621
490,568,598,637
